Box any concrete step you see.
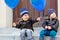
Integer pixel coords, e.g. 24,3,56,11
0,27,59,40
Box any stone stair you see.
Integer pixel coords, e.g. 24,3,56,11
0,27,59,40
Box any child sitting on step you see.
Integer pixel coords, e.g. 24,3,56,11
13,8,41,40
40,9,59,40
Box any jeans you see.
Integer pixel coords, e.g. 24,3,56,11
40,30,56,40
20,29,33,40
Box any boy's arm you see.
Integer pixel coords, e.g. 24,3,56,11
31,17,41,24
16,22,22,28
16,19,23,28
52,20,59,30
13,22,22,28
31,19,38,24
42,20,47,28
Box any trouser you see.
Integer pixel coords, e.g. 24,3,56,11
20,29,33,40
40,30,56,40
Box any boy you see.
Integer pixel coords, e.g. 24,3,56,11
40,9,59,40
13,8,40,40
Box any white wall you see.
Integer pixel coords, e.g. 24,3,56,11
0,0,13,27
6,6,13,27
58,0,60,20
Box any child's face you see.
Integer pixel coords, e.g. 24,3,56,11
50,12,57,19
22,14,30,21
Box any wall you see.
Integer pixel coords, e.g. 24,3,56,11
58,0,60,20
0,0,13,27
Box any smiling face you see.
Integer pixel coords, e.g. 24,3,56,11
50,12,57,19
22,14,30,21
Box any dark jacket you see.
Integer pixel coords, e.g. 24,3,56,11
16,19,38,31
42,17,59,32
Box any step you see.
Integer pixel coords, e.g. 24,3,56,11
0,27,60,40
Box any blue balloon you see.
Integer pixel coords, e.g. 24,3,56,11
30,0,46,12
5,0,20,9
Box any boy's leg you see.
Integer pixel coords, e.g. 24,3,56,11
40,30,46,40
20,29,26,40
50,30,57,40
26,29,33,40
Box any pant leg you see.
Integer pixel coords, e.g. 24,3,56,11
40,30,46,40
50,30,57,40
20,29,26,40
26,29,33,40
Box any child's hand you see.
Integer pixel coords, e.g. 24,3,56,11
47,26,52,30
12,22,16,27
37,17,41,21
45,26,48,29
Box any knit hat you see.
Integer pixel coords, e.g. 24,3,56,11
48,9,56,16
20,8,29,16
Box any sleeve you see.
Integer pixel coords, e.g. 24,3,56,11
31,19,38,24
42,20,47,28
52,20,59,30
16,22,22,28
